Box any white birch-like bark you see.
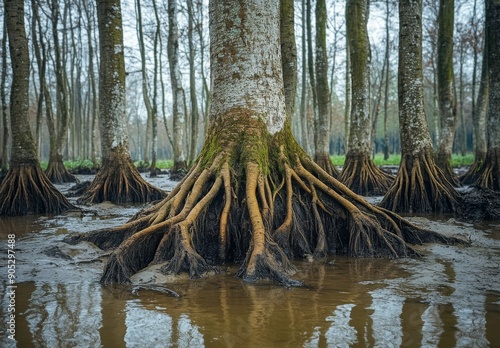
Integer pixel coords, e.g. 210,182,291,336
209,0,286,135
97,0,129,161
398,0,434,156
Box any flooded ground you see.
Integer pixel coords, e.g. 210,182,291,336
1,174,499,347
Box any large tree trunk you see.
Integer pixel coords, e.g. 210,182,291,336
475,0,500,190
435,0,460,187
77,0,165,204
314,0,339,177
380,0,461,213
0,0,75,216
66,0,461,285
340,0,393,195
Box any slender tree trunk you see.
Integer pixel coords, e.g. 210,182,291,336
383,0,391,160
168,0,187,176
77,0,165,204
435,0,460,186
461,0,488,185
187,0,200,165
281,0,297,120
1,16,9,172
340,0,393,195
43,0,77,183
0,0,75,215
66,0,460,287
299,0,309,153
314,0,339,177
344,29,352,153
380,0,461,213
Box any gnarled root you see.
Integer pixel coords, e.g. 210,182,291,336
77,155,166,204
460,159,484,185
314,153,340,178
339,152,394,196
380,152,462,213
0,164,76,216
473,148,500,191
436,152,461,187
45,154,78,184
66,144,464,285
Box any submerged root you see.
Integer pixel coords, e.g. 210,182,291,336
77,156,166,205
339,152,394,196
380,152,462,213
0,164,76,216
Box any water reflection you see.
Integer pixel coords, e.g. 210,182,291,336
0,218,499,347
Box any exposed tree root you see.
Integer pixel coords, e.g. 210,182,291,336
436,152,461,187
473,148,500,191
339,152,394,196
460,159,484,186
77,155,166,205
313,153,340,178
45,155,78,184
66,138,464,285
380,151,462,213
0,164,76,215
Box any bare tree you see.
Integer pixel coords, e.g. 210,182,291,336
340,0,393,195
77,0,165,204
475,0,500,190
1,18,9,172
435,0,460,186
168,0,187,176
0,0,74,215
314,0,339,176
380,0,461,213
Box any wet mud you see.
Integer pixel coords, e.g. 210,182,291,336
0,173,499,347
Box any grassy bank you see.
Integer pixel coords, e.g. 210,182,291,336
39,153,475,173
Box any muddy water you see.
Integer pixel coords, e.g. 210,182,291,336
0,175,499,347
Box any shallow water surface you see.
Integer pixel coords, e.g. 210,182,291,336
0,176,499,347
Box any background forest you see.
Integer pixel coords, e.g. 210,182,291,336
0,0,484,170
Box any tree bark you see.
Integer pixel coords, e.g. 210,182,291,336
475,0,500,190
77,0,165,204
380,0,461,213
1,18,9,172
280,0,297,120
66,0,462,285
435,0,460,186
314,0,339,177
461,0,489,185
43,0,77,184
168,0,187,176
0,0,75,215
340,0,393,195
187,0,200,166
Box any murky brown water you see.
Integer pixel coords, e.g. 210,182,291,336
1,175,499,347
